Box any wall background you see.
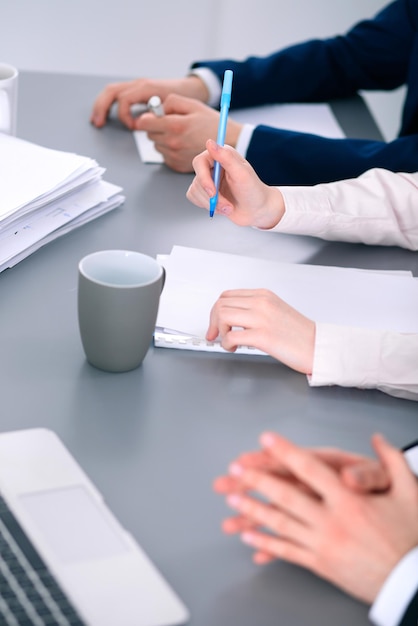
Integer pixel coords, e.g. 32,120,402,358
1,0,404,140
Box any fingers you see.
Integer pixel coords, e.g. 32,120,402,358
162,92,204,115
226,492,312,544
213,475,248,495
92,78,168,129
313,448,367,470
205,289,265,344
213,449,280,495
233,449,278,472
372,433,417,492
118,92,144,129
206,318,252,351
91,82,125,127
312,447,390,493
91,81,145,129
188,141,253,215
207,288,315,373
240,530,314,570
258,433,341,500
135,111,166,135
341,459,390,493
222,515,258,534
188,141,237,209
228,464,322,527
205,139,248,173
198,140,249,199
187,149,216,208
137,95,199,135
253,551,277,565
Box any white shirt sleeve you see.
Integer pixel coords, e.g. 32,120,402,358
270,168,418,250
369,547,418,626
310,324,418,401
404,444,418,475
188,67,222,107
370,446,418,625
235,123,256,156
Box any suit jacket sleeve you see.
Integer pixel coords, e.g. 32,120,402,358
245,127,418,185
191,0,414,108
191,0,418,185
400,586,418,625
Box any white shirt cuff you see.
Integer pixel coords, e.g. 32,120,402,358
369,547,418,626
234,123,255,156
307,324,418,401
188,67,222,107
189,67,256,155
404,444,418,475
308,324,383,389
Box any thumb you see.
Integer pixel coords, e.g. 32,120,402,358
372,433,417,492
341,459,390,493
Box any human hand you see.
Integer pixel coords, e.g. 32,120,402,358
90,75,209,130
206,288,315,374
216,432,418,603
214,444,391,539
135,94,242,173
187,140,285,228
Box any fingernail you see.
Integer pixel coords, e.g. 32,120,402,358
241,532,256,545
227,494,241,509
260,432,276,448
229,463,243,476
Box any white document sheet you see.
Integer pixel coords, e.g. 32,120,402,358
0,133,102,220
155,246,418,354
133,131,164,163
0,133,124,272
229,102,345,138
0,181,124,271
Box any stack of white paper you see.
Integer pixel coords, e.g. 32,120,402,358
154,246,418,355
0,133,125,272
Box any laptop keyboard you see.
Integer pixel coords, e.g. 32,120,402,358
0,495,86,626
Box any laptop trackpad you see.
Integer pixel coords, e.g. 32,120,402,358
20,485,129,563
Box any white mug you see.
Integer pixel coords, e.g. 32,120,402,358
0,63,18,136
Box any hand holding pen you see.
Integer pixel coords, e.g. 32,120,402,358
210,70,233,218
129,95,165,118
147,95,165,117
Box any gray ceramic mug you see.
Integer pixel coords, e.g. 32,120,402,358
78,250,165,372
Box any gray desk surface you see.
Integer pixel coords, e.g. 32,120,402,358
2,71,417,626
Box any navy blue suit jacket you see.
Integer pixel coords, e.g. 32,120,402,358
401,588,418,625
192,0,418,185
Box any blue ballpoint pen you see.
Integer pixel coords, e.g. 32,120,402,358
209,69,233,218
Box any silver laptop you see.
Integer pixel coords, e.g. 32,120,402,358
0,428,189,626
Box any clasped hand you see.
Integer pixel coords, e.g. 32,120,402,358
90,77,243,173
206,288,315,375
213,432,418,604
